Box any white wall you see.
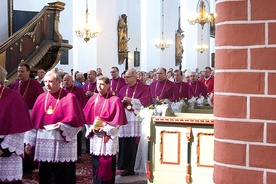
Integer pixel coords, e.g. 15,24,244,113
128,0,141,70
72,0,98,74
142,0,161,72
0,0,216,75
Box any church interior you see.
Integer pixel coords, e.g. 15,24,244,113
0,0,276,184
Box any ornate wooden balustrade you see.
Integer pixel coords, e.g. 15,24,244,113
0,1,72,84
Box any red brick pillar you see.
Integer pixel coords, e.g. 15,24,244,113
214,0,276,183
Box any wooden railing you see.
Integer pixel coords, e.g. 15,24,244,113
0,1,72,84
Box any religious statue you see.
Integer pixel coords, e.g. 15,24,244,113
118,14,130,53
175,5,185,68
176,30,184,57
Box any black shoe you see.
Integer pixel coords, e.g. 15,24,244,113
120,170,135,176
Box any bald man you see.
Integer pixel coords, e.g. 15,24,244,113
117,68,153,176
82,70,98,99
63,74,87,108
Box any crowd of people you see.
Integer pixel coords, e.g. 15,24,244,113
0,63,214,184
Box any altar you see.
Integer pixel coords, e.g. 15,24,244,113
147,108,214,184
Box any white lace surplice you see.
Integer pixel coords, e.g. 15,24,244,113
86,124,120,156
0,133,24,182
119,98,142,137
24,124,81,162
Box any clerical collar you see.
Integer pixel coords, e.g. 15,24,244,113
21,78,30,83
204,76,212,80
99,92,108,98
66,85,74,92
129,81,137,87
49,88,62,97
158,79,167,83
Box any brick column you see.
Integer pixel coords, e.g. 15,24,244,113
214,0,276,183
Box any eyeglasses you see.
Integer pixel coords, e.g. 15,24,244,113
110,71,117,73
124,76,134,79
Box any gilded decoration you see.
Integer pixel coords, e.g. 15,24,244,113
118,14,130,65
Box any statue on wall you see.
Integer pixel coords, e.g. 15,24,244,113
117,14,130,65
118,14,130,53
175,24,185,68
175,30,184,58
175,5,184,69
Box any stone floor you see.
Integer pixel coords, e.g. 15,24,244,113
115,174,147,184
